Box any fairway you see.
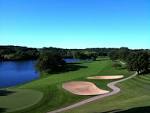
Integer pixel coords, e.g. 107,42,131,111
1,59,131,113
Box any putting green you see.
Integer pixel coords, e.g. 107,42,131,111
0,89,43,113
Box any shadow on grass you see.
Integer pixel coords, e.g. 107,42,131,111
140,69,150,75
98,109,122,113
48,64,88,74
98,106,150,113
96,59,109,61
67,62,82,65
0,90,15,96
0,108,7,113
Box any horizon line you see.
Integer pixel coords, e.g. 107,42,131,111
0,44,149,50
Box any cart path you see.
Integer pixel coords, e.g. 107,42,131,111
47,72,137,113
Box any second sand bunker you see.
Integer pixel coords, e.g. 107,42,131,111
87,75,124,80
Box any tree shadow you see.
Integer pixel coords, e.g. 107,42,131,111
67,62,82,65
116,106,150,113
0,90,16,96
47,64,88,74
96,59,109,61
94,109,121,113
98,106,150,113
65,64,87,71
138,69,150,75
0,108,7,113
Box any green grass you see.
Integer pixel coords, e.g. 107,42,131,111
0,59,132,113
64,74,150,113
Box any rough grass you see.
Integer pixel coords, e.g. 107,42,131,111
0,59,131,113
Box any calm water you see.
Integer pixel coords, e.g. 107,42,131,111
0,61,39,88
64,58,80,63
0,59,79,88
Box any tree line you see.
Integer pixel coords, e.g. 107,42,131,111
109,47,150,75
0,46,118,61
0,45,150,74
0,46,39,61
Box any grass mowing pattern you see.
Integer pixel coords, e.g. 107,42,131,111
1,59,131,113
64,74,150,113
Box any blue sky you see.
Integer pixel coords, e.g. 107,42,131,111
0,0,150,49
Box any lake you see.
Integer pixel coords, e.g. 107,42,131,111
0,59,80,88
63,58,80,63
0,60,39,88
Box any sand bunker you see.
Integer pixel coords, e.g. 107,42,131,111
62,81,109,96
87,75,124,80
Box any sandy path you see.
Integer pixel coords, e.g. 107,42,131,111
47,72,137,113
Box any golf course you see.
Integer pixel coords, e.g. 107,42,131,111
1,57,149,113
0,0,149,113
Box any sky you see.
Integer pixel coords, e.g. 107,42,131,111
0,0,150,49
